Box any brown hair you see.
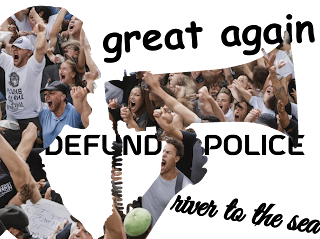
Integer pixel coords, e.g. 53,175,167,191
61,59,83,87
253,66,269,90
166,137,184,158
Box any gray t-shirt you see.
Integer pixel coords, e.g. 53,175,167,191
142,171,191,227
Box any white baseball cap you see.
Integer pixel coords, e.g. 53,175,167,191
12,36,34,51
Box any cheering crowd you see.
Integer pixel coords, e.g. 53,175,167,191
105,31,297,238
107,35,296,142
0,6,298,238
0,6,98,238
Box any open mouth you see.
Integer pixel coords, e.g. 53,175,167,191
234,114,240,122
47,100,53,108
14,53,19,61
60,74,66,81
130,101,136,110
161,160,166,168
219,105,223,109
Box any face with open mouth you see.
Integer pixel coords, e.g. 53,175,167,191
233,102,248,122
161,143,179,175
216,92,231,114
68,16,83,37
263,80,275,102
59,62,76,85
128,87,144,114
209,83,220,98
44,90,64,113
10,46,30,67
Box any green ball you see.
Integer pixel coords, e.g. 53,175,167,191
124,208,152,237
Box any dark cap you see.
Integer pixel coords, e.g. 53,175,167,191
0,205,29,231
40,81,70,96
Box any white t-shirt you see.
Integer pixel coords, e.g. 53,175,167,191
0,52,45,120
249,96,276,116
11,14,58,47
225,108,234,122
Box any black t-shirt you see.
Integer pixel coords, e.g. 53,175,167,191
176,131,197,179
0,173,17,208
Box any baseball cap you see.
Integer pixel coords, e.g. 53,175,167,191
0,205,29,232
124,208,152,237
12,37,34,52
40,81,70,96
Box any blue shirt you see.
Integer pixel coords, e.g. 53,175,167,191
39,103,82,148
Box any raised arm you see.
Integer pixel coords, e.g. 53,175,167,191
47,8,68,62
13,8,29,22
153,108,183,141
0,123,41,204
198,86,226,122
49,8,67,47
104,204,126,239
232,79,252,103
143,72,198,125
268,65,288,105
70,86,91,128
76,28,86,75
31,8,48,63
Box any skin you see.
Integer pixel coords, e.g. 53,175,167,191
160,143,180,181
216,93,231,115
10,46,32,67
233,102,248,122
68,16,83,40
209,83,220,98
68,222,93,239
128,87,144,118
59,62,76,85
44,90,66,117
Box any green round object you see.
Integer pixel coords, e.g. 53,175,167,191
124,208,152,237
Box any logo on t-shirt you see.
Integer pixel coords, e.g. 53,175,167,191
9,72,19,87
0,182,13,198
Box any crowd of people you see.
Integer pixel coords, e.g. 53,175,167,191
105,31,297,238
107,34,296,142
0,6,98,238
0,6,298,238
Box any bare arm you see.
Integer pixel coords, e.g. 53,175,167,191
31,8,48,63
223,68,233,85
198,86,226,122
232,79,252,103
143,72,198,125
49,8,67,48
76,28,86,75
13,9,29,22
104,204,126,239
268,66,288,105
70,86,91,128
0,123,41,204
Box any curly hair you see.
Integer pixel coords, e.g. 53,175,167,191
166,137,184,158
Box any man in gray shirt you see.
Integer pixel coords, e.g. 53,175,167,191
142,138,191,227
